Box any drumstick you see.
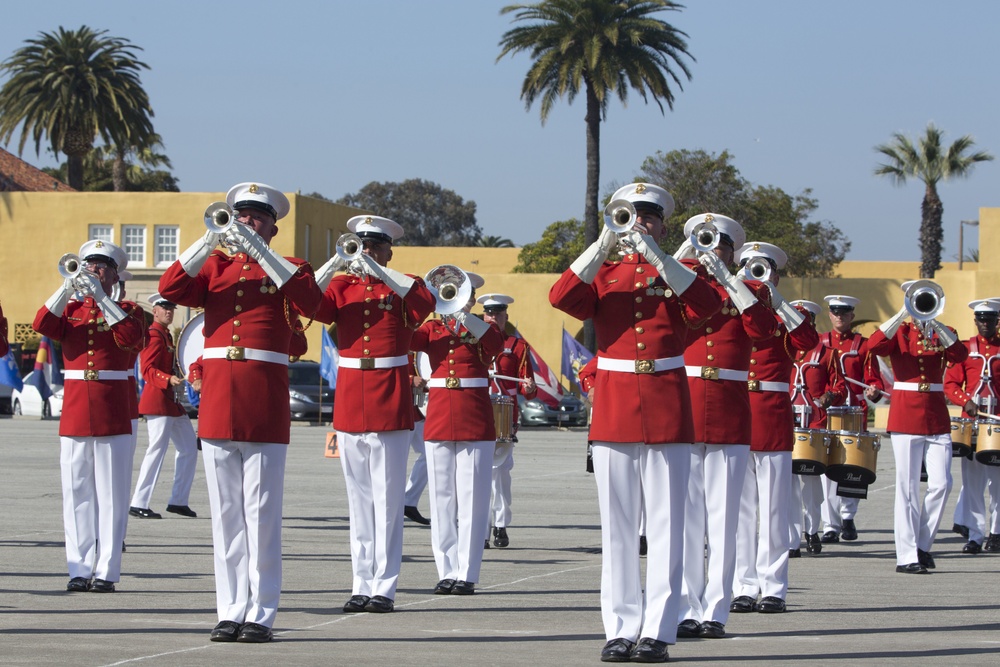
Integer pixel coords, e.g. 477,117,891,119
843,375,890,397
489,373,532,384
976,410,1000,422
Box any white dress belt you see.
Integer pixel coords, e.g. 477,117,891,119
685,365,750,382
597,355,685,374
749,381,790,392
338,354,409,370
893,381,944,393
203,346,290,366
64,369,133,381
427,378,490,389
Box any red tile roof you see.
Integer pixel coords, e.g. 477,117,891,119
0,147,74,192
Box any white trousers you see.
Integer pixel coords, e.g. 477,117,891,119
953,456,1000,542
338,430,410,599
490,444,515,529
891,433,952,565
680,443,749,626
403,422,428,507
790,474,824,543
820,476,860,532
201,439,286,627
593,442,689,644
131,415,199,508
734,451,791,600
60,434,133,582
426,439,493,583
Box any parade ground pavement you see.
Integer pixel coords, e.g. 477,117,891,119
1,417,998,665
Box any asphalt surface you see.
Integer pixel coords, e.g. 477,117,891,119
1,417,998,666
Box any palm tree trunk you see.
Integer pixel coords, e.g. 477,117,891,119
66,155,84,191
112,148,128,192
919,184,944,278
582,80,601,352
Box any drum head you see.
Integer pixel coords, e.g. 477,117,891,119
177,312,205,379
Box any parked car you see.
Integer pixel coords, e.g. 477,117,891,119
288,361,334,421
517,394,586,427
11,370,64,418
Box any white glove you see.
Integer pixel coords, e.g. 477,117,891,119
767,282,805,329
314,255,348,291
353,254,415,298
178,230,222,277
698,253,758,313
227,224,299,288
94,291,129,326
672,238,696,261
879,305,909,338
929,319,958,348
629,231,696,294
44,279,75,317
453,310,491,340
569,226,617,284
73,270,102,296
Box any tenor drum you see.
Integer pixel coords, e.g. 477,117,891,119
826,432,880,485
176,312,205,379
492,395,515,444
826,405,866,434
975,420,1000,466
792,428,829,475
950,417,976,458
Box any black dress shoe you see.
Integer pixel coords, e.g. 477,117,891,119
984,534,1000,552
166,504,197,517
91,579,115,593
917,549,936,569
237,622,272,643
820,530,840,543
896,563,928,574
433,579,456,595
493,526,509,548
599,638,635,663
631,637,669,663
404,505,430,525
364,595,394,613
677,619,701,638
484,539,490,549
730,595,756,613
952,523,970,539
129,506,162,519
699,620,725,638
452,580,475,595
210,620,241,642
66,577,91,592
639,535,648,556
805,533,822,554
962,540,982,554
841,519,858,541
788,548,801,558
757,596,786,613
342,595,370,613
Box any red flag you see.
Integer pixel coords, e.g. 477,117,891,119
525,341,563,408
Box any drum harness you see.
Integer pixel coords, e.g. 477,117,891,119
791,348,825,429
822,332,864,407
967,338,998,414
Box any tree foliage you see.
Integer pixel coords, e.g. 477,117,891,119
42,140,178,192
336,179,482,246
478,235,516,248
513,218,586,273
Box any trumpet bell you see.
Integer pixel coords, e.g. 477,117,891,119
336,232,363,262
424,264,472,316
604,199,637,235
204,201,235,234
904,279,945,321
58,253,82,279
691,221,721,254
743,256,772,283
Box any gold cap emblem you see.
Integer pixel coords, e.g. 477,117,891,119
365,216,373,224
634,184,647,194
704,214,714,223
248,184,259,194
753,243,760,251
94,240,104,248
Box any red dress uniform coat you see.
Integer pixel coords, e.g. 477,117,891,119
188,356,203,384
869,322,969,436
747,319,821,451
489,333,537,426
682,271,777,445
579,357,598,395
944,334,1000,413
33,296,146,437
820,330,885,426
159,249,322,444
314,273,435,433
138,321,185,418
412,319,505,441
550,253,722,444
791,344,847,430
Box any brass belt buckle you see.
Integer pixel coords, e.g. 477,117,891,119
359,358,375,370
701,366,719,381
634,359,654,374
747,379,760,392
445,377,460,389
918,382,930,392
226,346,245,361
84,370,99,381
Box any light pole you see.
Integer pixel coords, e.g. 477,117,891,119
959,219,979,271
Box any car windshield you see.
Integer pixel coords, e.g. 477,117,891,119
287,365,331,387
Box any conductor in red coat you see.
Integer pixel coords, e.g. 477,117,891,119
160,182,323,642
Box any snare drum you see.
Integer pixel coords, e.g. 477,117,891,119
975,419,1000,466
492,395,515,444
826,432,880,485
950,417,976,458
792,428,829,475
826,405,866,433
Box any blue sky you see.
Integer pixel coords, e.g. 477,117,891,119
2,1,997,262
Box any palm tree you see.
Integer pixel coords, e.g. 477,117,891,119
0,26,154,190
498,0,693,350
874,124,993,278
478,235,516,248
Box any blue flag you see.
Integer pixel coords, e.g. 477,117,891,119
561,329,594,393
320,327,339,389
185,382,201,408
0,349,22,391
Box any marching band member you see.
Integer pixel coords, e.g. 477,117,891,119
676,215,777,640
551,182,722,663
868,281,968,574
129,293,199,520
404,353,431,526
313,215,435,614
731,242,818,615
818,295,885,543
944,299,1000,554
160,182,323,642
34,240,146,593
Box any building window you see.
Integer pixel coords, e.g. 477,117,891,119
122,225,146,266
154,226,179,267
88,225,113,243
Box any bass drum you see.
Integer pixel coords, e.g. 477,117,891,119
176,312,205,379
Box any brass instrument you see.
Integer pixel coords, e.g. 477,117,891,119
204,201,235,234
604,198,637,235
743,256,773,283
57,253,82,279
904,279,945,322
690,221,721,254
336,232,363,263
424,264,473,316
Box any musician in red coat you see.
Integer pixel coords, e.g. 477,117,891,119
413,277,503,596
551,182,722,663
868,280,969,574
731,242,819,615
819,295,885,543
313,215,435,614
159,182,322,643
673,214,776,640
129,293,199,520
403,352,431,525
944,299,1000,554
34,240,146,593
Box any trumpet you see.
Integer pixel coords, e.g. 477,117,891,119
336,232,363,263
424,264,472,316
204,201,235,234
904,279,945,322
58,253,83,279
604,198,637,235
743,256,772,283
690,221,721,254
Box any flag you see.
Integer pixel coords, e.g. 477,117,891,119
320,327,339,389
522,337,562,408
185,382,201,408
561,328,594,393
31,336,57,401
0,349,22,391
